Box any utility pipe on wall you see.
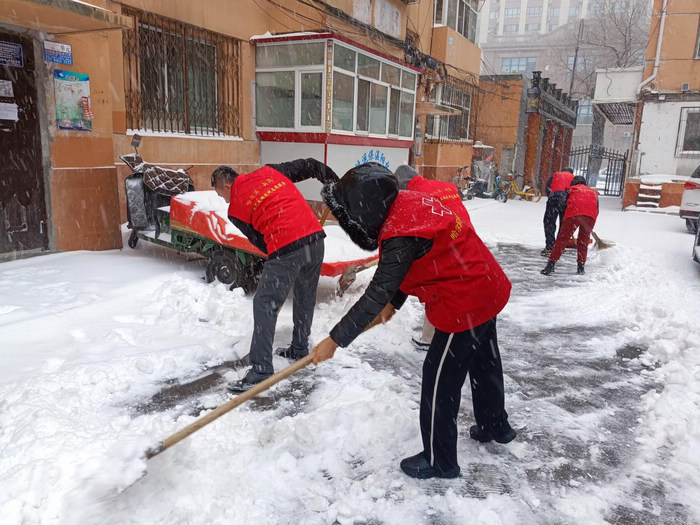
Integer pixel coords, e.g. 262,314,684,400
637,0,667,94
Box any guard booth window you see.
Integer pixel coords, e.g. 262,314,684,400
122,7,242,136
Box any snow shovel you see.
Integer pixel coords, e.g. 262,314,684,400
592,232,615,249
144,354,314,460
143,314,385,462
337,258,380,295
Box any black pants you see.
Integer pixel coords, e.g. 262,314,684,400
543,192,567,249
250,238,324,374
419,317,508,472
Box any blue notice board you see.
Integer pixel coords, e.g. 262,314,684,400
0,41,23,68
43,41,73,65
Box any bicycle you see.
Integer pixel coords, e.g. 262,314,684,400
502,173,542,202
451,166,472,200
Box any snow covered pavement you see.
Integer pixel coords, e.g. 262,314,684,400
1,197,699,524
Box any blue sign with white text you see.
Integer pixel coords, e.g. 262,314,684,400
0,41,23,68
43,41,73,65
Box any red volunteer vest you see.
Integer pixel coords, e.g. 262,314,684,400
407,176,466,217
378,191,511,333
550,171,575,193
564,184,599,220
228,166,322,254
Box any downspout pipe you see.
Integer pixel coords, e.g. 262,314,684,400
637,0,667,94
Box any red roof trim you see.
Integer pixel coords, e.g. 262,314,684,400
251,32,423,73
256,131,413,148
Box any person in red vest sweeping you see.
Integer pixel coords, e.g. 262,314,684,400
541,167,575,257
312,162,516,480
541,175,600,276
211,159,339,391
394,164,470,350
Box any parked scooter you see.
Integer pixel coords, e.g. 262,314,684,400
120,134,194,248
475,173,508,203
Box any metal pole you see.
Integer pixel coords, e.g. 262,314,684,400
569,19,585,94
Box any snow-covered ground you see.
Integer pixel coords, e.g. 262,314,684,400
1,196,699,524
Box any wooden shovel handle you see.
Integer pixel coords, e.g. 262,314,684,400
319,207,331,226
145,354,314,459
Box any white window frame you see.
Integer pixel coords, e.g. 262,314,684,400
695,23,700,59
676,107,700,156
254,41,326,132
254,39,416,139
331,42,416,139
425,81,473,143
433,0,478,43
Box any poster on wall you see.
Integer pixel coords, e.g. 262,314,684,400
54,69,93,131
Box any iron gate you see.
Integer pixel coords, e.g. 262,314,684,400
568,145,627,196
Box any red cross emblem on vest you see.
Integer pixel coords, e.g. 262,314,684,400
422,196,453,216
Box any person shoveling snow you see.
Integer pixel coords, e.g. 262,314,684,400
312,162,517,480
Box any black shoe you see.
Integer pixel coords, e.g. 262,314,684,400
275,345,309,361
227,369,272,392
540,260,555,275
577,263,585,275
540,248,552,257
469,423,517,444
399,452,460,479
411,338,431,351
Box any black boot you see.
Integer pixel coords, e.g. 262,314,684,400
469,423,517,444
227,369,272,392
540,260,556,275
540,247,552,257
276,345,309,361
399,452,460,479
577,263,585,275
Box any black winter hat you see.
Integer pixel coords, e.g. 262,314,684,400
322,162,399,251
394,164,419,190
572,175,587,186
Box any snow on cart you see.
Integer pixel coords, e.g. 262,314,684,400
121,150,377,294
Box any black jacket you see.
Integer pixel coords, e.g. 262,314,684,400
330,236,432,347
323,162,432,347
228,158,339,256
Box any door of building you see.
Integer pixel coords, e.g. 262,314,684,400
0,32,48,255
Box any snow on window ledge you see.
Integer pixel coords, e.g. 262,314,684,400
125,130,243,141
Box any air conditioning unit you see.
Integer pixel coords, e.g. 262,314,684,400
681,82,690,92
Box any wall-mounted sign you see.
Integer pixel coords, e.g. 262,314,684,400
0,41,23,68
54,69,92,131
354,148,391,169
0,102,19,121
43,41,73,65
0,80,13,98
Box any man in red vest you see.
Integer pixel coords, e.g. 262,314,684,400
542,167,575,256
541,176,600,276
211,159,338,391
312,162,516,480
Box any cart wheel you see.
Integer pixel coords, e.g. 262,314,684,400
206,250,243,287
241,260,264,294
128,230,139,249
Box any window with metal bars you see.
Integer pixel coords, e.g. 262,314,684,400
677,107,700,156
122,7,241,136
425,76,475,142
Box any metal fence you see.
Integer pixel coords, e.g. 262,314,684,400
122,7,241,137
568,145,627,196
